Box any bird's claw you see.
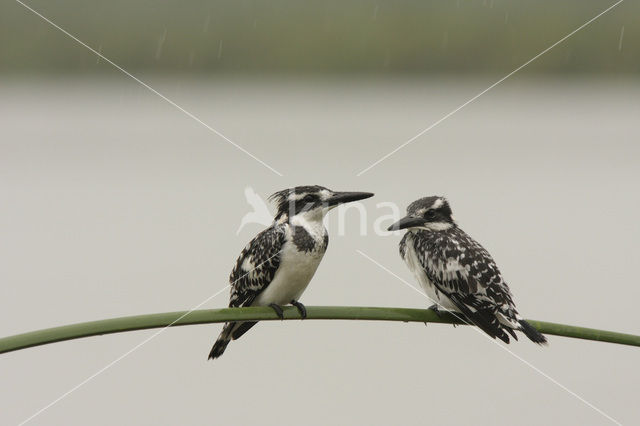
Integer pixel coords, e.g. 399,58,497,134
428,304,444,318
269,303,285,320
290,300,307,319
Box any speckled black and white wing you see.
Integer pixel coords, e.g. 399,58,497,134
228,224,287,308
405,228,546,344
208,224,286,359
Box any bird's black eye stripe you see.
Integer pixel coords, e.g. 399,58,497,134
425,210,436,218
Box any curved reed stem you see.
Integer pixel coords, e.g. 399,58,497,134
1,306,638,355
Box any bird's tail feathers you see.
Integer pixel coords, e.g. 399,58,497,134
452,296,547,346
519,319,548,345
231,321,258,340
505,326,518,341
448,294,512,344
208,322,235,360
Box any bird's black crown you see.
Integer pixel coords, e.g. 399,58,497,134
268,185,328,219
407,196,454,224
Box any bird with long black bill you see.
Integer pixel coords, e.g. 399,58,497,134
388,196,547,345
209,185,374,359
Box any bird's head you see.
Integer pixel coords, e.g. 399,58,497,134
269,185,374,222
388,196,455,232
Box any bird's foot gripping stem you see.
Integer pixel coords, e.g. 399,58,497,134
290,300,307,319
428,304,444,318
269,303,285,320
428,304,467,327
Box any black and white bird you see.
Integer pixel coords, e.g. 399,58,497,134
209,185,374,359
388,196,546,345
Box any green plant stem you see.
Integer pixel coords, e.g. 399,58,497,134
1,306,638,355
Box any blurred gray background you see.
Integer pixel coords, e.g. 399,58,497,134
1,0,639,425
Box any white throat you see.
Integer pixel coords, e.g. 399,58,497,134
290,209,326,236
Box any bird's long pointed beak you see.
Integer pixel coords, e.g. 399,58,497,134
328,191,374,206
387,216,424,231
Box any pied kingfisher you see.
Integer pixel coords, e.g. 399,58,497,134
209,185,374,359
388,196,547,345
